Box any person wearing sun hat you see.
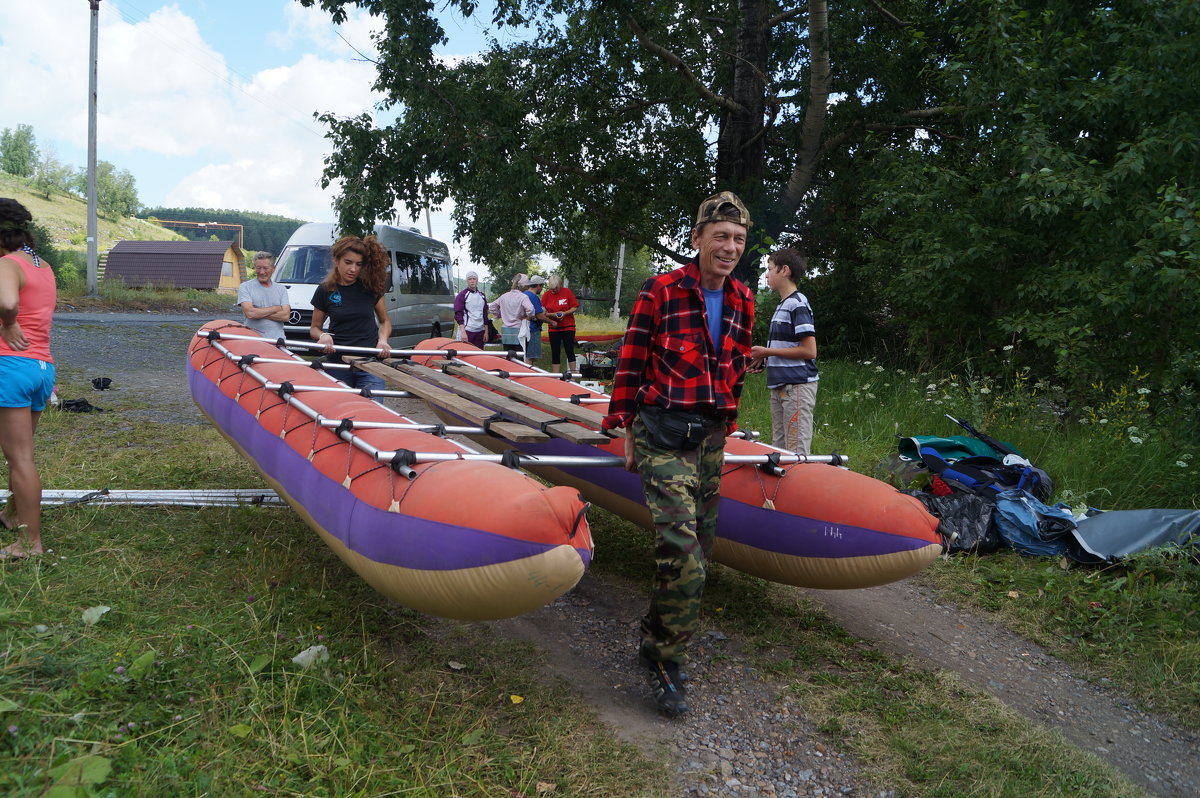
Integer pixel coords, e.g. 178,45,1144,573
602,190,756,715
488,273,535,358
520,274,552,363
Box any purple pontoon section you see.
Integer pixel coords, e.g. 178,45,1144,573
452,415,928,560
189,364,591,571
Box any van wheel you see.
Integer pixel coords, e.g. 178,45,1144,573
431,320,442,338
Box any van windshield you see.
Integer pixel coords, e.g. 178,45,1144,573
275,245,331,284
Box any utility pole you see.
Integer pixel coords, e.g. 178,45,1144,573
86,0,101,295
610,242,625,321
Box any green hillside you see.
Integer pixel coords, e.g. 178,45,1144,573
0,172,185,253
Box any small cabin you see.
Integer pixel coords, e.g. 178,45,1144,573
104,240,245,293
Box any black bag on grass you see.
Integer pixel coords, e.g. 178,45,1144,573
902,489,1001,554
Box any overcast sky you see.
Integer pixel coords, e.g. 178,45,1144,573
0,0,499,273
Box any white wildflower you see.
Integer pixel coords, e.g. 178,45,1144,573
1129,436,1143,444
1175,460,1188,468
291,645,329,668
1003,345,1014,351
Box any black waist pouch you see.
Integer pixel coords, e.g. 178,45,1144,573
638,405,715,451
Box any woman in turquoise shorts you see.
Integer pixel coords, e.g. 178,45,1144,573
0,198,55,561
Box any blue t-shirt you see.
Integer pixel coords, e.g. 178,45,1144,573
523,290,545,333
764,289,818,388
703,287,724,349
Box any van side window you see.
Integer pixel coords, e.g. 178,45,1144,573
408,255,451,294
400,254,451,294
394,253,417,292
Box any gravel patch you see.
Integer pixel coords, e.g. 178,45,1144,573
52,312,211,425
492,576,887,797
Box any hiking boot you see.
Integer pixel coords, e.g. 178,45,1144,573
644,657,689,716
639,651,688,682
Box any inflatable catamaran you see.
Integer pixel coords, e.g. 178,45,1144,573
187,321,593,620
355,337,942,590
191,324,940,611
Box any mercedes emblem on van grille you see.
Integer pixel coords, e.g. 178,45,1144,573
289,310,302,325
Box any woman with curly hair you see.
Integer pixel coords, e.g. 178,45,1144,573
0,199,55,561
309,235,392,392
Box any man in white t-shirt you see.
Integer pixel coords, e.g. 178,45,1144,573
238,252,290,340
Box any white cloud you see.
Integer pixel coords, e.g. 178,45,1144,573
164,46,381,219
0,1,480,271
272,0,381,58
0,3,93,147
97,6,235,157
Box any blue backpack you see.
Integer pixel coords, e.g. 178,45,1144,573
918,447,1054,502
914,415,1054,502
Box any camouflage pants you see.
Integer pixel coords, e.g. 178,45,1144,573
633,413,726,665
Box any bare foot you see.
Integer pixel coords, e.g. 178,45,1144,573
0,535,41,561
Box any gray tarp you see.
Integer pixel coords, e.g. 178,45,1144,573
1070,509,1200,563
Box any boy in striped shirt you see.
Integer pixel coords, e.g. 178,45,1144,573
750,247,819,455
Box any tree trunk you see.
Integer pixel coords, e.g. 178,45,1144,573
780,0,830,222
716,0,770,191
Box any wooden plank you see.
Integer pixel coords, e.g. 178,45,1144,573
369,359,611,446
439,362,607,428
350,359,549,443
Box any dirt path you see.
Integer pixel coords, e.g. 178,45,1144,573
52,313,1200,797
806,583,1198,796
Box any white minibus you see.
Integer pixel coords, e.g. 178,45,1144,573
273,222,455,347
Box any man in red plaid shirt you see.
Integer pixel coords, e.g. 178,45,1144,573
602,191,755,715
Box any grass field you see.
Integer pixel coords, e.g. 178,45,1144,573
1,309,1195,795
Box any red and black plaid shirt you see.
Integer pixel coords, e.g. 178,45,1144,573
603,261,754,433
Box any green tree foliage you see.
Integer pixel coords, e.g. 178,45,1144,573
565,243,655,318
28,220,77,288
33,148,75,199
0,124,39,178
301,0,1200,402
841,0,1200,397
299,0,948,280
73,161,141,218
